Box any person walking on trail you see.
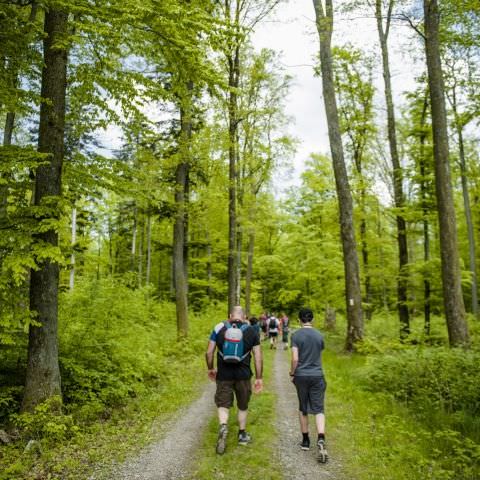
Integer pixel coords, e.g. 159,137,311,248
280,312,290,350
289,307,328,463
205,305,263,455
268,313,280,349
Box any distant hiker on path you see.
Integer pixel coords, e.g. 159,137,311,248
205,305,263,454
280,312,290,350
290,307,328,463
268,313,280,349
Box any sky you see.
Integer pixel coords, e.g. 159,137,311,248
251,0,423,188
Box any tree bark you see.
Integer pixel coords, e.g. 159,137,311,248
375,0,410,338
69,207,77,291
245,229,255,317
227,42,240,315
146,214,152,285
418,95,431,335
173,92,192,338
131,206,137,271
424,0,469,346
312,0,364,351
22,8,68,412
449,87,478,317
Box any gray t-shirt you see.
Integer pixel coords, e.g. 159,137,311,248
291,327,324,377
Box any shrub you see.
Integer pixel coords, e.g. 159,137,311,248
362,347,480,416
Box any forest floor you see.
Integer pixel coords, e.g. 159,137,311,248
95,346,345,480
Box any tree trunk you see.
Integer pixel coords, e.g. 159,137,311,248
245,229,255,317
22,8,68,412
419,95,431,335
227,44,240,315
312,0,364,351
324,306,336,330
173,92,192,338
375,0,410,338
69,207,77,291
235,224,242,304
457,125,478,317
424,0,469,346
138,215,144,287
449,87,478,317
131,206,137,271
146,214,152,285
205,229,213,299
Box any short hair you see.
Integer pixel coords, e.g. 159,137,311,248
230,305,245,321
249,316,258,325
299,307,314,323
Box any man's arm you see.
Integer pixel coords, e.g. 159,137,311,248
252,344,263,393
205,340,217,381
290,346,299,379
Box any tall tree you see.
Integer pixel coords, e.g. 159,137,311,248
423,0,469,346
312,0,364,351
333,45,375,320
444,53,479,318
173,87,192,338
217,0,281,314
374,0,410,337
22,7,69,411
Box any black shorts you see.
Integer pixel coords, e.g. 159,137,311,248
269,331,278,338
293,376,326,415
215,379,252,411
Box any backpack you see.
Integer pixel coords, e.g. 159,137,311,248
219,322,249,363
269,318,277,329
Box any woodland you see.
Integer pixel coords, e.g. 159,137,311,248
0,0,479,479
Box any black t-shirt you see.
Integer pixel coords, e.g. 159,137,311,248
209,321,260,380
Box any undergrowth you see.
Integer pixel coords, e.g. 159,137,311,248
0,276,220,480
326,312,480,480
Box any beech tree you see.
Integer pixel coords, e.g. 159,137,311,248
423,0,469,346
312,0,364,351
22,6,69,412
374,0,410,338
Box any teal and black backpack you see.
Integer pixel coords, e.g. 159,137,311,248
219,322,249,363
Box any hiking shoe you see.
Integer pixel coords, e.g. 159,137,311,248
238,431,252,445
216,424,228,454
300,438,310,450
317,439,328,463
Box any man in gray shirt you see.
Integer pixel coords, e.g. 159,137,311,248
290,307,328,463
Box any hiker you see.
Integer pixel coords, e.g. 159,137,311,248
290,307,328,463
250,316,261,338
280,312,290,350
259,312,268,341
267,313,279,349
205,305,263,454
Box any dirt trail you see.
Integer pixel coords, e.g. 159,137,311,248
106,382,216,480
99,348,345,479
274,347,345,479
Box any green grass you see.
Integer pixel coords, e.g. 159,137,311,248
189,345,283,480
325,329,480,480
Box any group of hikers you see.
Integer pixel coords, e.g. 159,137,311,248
249,312,290,349
205,305,328,463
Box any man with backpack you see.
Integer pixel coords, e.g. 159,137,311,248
205,305,263,454
267,313,279,349
290,307,328,463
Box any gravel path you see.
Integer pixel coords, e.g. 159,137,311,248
274,347,345,479
111,381,216,480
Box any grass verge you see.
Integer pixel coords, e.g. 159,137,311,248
325,329,480,480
